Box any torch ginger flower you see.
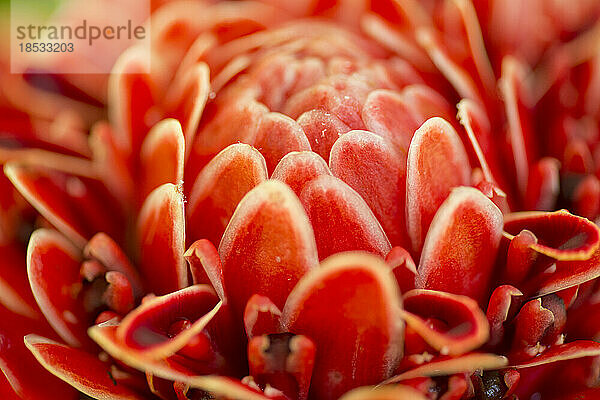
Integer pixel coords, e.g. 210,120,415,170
2,0,600,399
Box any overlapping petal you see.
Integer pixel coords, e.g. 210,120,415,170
187,143,267,246
272,151,332,196
90,323,273,399
139,119,185,201
383,353,508,384
504,210,600,261
115,285,221,359
5,163,125,248
300,175,391,259
219,180,319,316
136,183,187,295
24,335,146,400
406,118,471,253
416,186,503,304
27,229,92,348
0,308,78,400
330,130,409,247
281,252,404,400
401,289,489,356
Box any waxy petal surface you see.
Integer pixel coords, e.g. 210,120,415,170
385,247,417,294
187,143,267,246
253,112,311,173
281,252,404,400
511,341,600,368
296,109,350,161
384,353,508,383
89,122,135,210
0,308,78,400
503,229,538,286
108,46,157,154
244,294,282,338
84,233,143,298
486,285,523,346
362,89,421,151
503,210,600,261
0,243,39,319
300,175,391,260
527,246,600,297
401,289,489,356
284,83,365,132
330,130,409,247
5,163,124,248
510,298,555,361
272,151,332,196
406,117,471,253
116,285,220,359
90,323,272,400
0,377,19,400
139,119,185,201
524,158,560,211
25,335,145,400
164,62,210,158
402,85,455,123
219,180,319,317
27,229,93,348
137,183,187,295
416,187,503,304
192,92,267,170
184,239,225,300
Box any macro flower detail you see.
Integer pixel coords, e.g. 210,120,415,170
2,0,600,399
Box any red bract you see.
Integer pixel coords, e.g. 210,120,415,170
2,0,600,399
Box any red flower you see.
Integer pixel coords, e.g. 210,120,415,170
2,0,600,399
